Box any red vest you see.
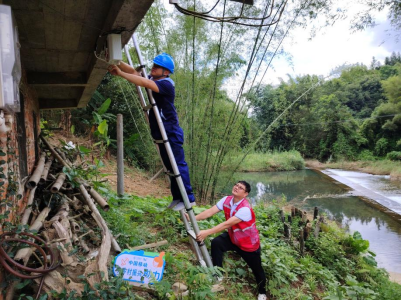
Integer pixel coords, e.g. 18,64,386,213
223,196,260,252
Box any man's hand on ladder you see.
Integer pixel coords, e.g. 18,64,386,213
196,230,210,242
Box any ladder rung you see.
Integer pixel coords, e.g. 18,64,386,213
187,230,196,240
165,172,181,178
143,104,155,111
153,139,169,144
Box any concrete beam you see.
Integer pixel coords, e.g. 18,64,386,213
28,72,88,87
77,0,154,108
39,99,78,110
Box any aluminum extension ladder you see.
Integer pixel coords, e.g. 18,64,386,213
124,33,213,269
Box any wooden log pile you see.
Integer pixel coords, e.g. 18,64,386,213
9,136,121,297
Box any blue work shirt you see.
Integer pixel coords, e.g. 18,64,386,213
149,77,180,139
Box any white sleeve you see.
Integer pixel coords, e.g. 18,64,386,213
216,197,227,211
234,207,252,222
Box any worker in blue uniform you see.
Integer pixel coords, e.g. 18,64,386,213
108,53,195,211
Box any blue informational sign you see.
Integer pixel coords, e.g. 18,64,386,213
113,250,166,284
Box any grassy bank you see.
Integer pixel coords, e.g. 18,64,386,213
98,190,401,300
224,150,305,172
306,159,401,180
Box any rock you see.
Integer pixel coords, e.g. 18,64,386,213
211,284,224,292
172,282,187,293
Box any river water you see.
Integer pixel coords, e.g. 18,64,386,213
221,169,401,273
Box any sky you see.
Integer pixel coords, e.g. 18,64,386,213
265,7,399,85
161,1,399,97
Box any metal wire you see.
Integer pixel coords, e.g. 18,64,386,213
0,232,60,299
173,0,288,27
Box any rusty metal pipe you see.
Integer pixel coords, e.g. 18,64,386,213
0,232,60,279
26,152,46,189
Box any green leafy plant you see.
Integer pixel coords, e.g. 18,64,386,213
387,151,401,161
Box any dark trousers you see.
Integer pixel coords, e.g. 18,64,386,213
153,126,195,203
211,232,266,294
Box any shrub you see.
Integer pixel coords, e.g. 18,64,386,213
374,138,389,156
387,151,401,161
357,150,377,161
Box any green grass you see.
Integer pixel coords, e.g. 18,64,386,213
322,159,401,179
224,150,305,172
97,189,401,300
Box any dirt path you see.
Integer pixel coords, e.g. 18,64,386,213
100,159,170,198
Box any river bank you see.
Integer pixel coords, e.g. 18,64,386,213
390,272,401,285
101,193,401,299
306,159,401,180
224,150,304,172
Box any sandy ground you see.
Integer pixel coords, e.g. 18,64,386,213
389,272,401,284
48,133,171,199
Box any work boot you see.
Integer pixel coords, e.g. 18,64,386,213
172,201,196,211
167,200,180,209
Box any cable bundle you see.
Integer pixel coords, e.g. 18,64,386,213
173,0,288,27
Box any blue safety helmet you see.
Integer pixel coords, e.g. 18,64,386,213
153,53,175,74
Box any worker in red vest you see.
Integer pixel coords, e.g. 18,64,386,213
195,181,267,300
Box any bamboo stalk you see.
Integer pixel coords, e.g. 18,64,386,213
299,228,304,256
279,209,285,223
79,184,111,283
88,188,110,211
26,152,46,189
70,220,81,233
131,240,168,251
39,156,54,184
304,222,312,240
51,173,67,193
314,216,324,238
14,207,51,263
21,187,37,225
313,207,319,220
284,223,291,239
79,237,90,253
39,135,70,168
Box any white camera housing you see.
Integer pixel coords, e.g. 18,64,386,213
0,4,21,113
107,34,122,65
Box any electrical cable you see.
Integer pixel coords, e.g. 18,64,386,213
173,0,288,27
117,79,147,146
175,6,286,28
206,0,275,198
274,114,400,128
176,0,275,21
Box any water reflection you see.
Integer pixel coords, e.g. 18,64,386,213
221,169,348,203
221,169,401,273
304,196,401,273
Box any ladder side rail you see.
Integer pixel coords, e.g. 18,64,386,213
179,210,206,267
132,33,213,269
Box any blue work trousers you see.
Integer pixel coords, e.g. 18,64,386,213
153,125,195,203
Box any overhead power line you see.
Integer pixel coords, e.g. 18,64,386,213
273,114,400,128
